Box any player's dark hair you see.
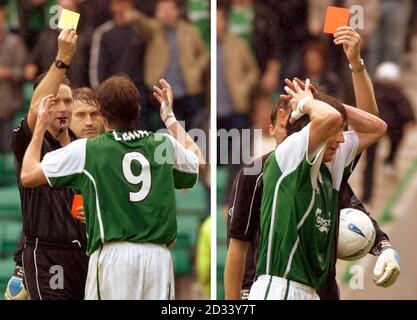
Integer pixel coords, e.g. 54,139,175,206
73,87,98,108
96,74,140,131
33,72,71,91
270,98,290,126
285,91,348,138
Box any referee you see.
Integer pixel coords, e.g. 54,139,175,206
10,29,88,300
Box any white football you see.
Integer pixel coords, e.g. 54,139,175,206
337,208,376,261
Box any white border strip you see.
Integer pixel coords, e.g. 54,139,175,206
210,0,217,301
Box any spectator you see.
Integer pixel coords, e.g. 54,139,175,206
217,6,258,125
0,4,27,154
217,5,258,201
76,0,112,31
262,0,308,82
133,0,156,17
405,0,417,54
226,0,282,95
17,0,56,50
366,0,412,76
196,216,211,299
295,40,344,100
126,0,209,130
89,0,146,93
187,0,210,48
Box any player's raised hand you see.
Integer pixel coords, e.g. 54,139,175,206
285,78,314,124
333,26,361,67
57,28,78,65
153,79,175,122
36,94,55,132
281,77,318,101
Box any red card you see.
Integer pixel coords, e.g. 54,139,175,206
71,194,83,218
323,6,350,34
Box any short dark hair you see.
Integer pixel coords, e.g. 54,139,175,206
33,72,71,91
285,91,348,138
95,75,139,131
73,87,98,107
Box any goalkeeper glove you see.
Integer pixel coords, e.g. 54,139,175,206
5,265,29,300
373,246,400,288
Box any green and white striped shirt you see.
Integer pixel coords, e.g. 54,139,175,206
257,124,359,290
41,130,199,255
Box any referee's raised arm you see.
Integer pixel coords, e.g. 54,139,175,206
27,29,78,133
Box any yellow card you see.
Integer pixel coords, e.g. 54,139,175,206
58,9,80,31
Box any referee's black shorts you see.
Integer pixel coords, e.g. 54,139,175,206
22,238,89,300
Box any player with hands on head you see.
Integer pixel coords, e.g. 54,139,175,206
20,75,202,300
284,26,399,288
285,78,314,125
283,79,399,289
248,71,387,299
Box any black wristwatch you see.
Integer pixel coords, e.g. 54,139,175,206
55,60,70,70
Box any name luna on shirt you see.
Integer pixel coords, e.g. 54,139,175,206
112,130,149,142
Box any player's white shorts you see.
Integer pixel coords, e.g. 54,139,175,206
85,242,174,300
248,275,320,300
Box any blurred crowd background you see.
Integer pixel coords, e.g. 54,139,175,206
217,0,417,299
0,0,211,300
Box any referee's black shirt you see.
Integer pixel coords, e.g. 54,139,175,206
11,116,87,247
